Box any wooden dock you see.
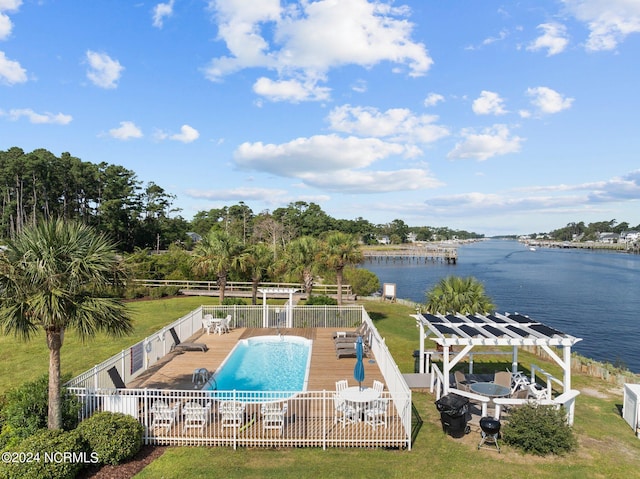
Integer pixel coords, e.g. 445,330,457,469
363,246,457,264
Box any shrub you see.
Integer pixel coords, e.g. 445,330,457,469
0,375,80,450
344,267,380,296
0,429,90,479
221,297,246,305
305,295,337,305
502,403,577,455
76,412,143,465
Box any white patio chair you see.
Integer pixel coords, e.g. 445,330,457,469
335,379,348,392
219,401,246,428
202,315,214,335
333,393,358,427
150,399,181,432
261,402,288,434
372,380,385,393
528,383,549,401
183,401,212,433
364,398,389,429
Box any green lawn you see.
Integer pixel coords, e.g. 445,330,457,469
2,297,640,478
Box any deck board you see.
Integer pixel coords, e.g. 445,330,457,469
128,326,385,392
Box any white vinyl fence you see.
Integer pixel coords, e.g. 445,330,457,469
65,305,412,449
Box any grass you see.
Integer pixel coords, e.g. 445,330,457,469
2,297,640,478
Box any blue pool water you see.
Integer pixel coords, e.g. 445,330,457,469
204,336,312,392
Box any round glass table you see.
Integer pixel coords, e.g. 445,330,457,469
470,382,510,398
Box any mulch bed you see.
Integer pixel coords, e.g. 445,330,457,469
77,446,166,479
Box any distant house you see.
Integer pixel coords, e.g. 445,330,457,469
186,232,202,243
406,232,417,243
597,232,619,244
621,231,640,243
377,235,391,245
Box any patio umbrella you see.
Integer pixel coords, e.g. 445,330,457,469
353,336,365,390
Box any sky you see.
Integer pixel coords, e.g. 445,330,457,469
1,0,639,236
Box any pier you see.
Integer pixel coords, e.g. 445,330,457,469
363,246,457,264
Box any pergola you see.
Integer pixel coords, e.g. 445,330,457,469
259,287,299,328
414,312,582,396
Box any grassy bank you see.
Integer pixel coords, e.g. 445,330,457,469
1,297,639,478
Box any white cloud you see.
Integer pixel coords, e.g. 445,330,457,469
86,50,124,89
0,0,21,41
186,186,289,201
152,0,174,28
3,108,72,124
327,104,449,144
253,77,331,102
527,23,569,56
423,92,444,107
205,0,431,100
472,90,507,115
232,133,442,193
526,86,574,114
171,124,199,143
562,0,640,51
108,121,143,140
299,168,442,193
423,170,640,218
447,124,523,161
0,50,26,84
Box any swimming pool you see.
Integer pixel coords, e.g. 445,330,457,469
204,336,312,394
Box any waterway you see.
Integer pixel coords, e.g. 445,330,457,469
363,239,640,373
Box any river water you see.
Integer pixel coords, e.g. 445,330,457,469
363,239,640,372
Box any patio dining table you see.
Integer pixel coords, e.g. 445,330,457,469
339,386,380,404
470,382,510,398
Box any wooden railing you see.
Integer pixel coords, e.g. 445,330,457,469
130,279,352,297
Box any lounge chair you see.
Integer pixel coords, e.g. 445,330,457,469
333,322,367,340
107,366,127,389
182,401,212,433
169,327,208,352
335,341,368,359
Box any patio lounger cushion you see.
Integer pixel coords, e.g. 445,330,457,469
169,327,208,352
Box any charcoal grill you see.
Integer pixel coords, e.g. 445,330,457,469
477,417,501,452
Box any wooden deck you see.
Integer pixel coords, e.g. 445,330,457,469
128,326,385,391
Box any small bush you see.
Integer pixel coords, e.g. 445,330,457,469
0,429,90,479
76,412,143,465
0,375,80,450
305,295,337,305
221,297,246,305
502,404,577,455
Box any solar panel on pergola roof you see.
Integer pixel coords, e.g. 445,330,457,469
417,312,580,345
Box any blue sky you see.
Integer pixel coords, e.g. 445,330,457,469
1,0,639,236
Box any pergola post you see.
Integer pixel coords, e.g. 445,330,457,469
417,321,425,374
512,345,519,373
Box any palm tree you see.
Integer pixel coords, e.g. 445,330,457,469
320,232,363,305
192,229,243,303
425,276,495,314
238,243,274,305
283,236,320,296
0,219,132,430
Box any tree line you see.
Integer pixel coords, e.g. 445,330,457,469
0,147,482,252
531,219,640,242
